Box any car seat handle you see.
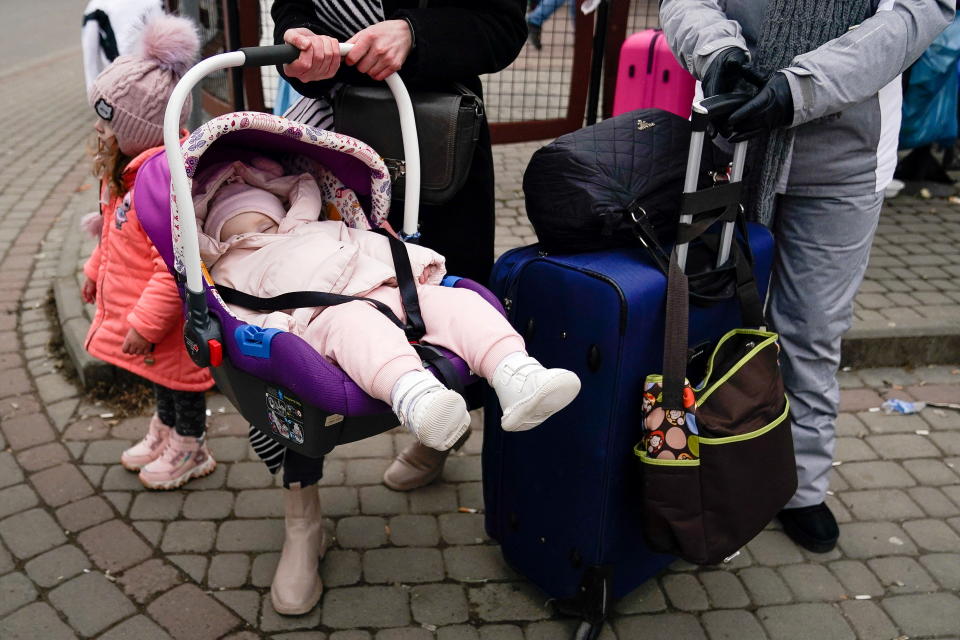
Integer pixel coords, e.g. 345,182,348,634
238,43,355,67
163,41,420,312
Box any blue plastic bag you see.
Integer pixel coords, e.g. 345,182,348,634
900,15,960,149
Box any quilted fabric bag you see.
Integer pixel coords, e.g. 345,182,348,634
523,109,724,255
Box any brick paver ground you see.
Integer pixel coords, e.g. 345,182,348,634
1,27,959,640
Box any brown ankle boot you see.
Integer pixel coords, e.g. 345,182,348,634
271,482,329,615
382,432,469,491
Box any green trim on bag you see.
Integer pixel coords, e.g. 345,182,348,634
635,443,701,466
695,329,780,407
698,397,791,445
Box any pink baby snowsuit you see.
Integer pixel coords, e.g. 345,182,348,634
195,159,523,403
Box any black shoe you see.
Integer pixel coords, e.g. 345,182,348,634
527,22,542,50
777,503,839,553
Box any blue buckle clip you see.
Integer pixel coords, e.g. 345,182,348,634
235,325,282,359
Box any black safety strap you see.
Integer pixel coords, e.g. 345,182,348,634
375,231,465,394
217,230,465,394
216,285,406,331
415,344,465,396
380,231,426,342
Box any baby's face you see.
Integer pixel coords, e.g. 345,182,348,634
220,211,279,240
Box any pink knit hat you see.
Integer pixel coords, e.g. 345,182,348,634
205,182,288,240
89,14,200,157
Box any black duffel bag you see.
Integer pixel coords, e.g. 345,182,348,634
524,108,726,256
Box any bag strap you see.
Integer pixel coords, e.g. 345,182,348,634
661,249,690,411
661,197,765,410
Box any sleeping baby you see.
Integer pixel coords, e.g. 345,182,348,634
197,160,580,451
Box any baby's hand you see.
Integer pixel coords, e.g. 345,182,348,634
121,327,153,355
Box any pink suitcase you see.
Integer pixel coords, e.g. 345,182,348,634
612,29,696,119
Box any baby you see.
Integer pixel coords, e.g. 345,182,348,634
201,165,580,451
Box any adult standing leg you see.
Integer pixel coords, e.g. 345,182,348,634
272,449,327,615
525,0,570,49
384,122,496,490
768,191,882,552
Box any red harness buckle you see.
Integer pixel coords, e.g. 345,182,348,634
207,339,223,367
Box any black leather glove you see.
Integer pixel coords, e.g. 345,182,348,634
726,72,794,142
701,47,750,98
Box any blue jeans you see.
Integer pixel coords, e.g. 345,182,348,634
526,0,573,27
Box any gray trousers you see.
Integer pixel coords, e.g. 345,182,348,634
767,191,883,509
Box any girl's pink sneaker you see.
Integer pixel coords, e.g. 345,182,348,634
138,432,217,490
120,414,173,472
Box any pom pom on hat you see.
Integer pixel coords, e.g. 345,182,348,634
89,13,200,157
137,13,201,76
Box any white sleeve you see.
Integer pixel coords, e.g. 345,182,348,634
82,18,105,94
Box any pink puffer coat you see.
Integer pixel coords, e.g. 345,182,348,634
84,147,213,391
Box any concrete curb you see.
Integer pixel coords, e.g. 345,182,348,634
843,325,960,368
54,202,117,389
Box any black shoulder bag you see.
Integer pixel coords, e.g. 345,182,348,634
333,0,485,205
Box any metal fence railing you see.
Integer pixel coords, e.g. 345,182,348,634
173,0,662,142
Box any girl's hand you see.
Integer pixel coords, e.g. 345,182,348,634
283,28,342,82
121,327,153,355
81,277,97,304
346,20,413,81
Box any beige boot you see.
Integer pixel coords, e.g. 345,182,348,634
382,431,469,491
271,482,329,615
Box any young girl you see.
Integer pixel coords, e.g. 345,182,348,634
82,13,216,490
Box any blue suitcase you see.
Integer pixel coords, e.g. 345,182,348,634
482,115,774,636
483,231,774,629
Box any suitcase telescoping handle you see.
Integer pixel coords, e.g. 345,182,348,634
162,42,422,301
676,94,750,272
663,93,756,410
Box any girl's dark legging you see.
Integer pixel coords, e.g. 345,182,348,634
154,384,207,438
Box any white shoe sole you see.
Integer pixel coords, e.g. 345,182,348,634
501,371,581,432
139,455,217,491
414,392,471,451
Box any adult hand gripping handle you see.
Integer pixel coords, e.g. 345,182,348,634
239,42,355,67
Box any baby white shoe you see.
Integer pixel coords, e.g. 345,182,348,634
392,371,470,451
491,353,581,432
